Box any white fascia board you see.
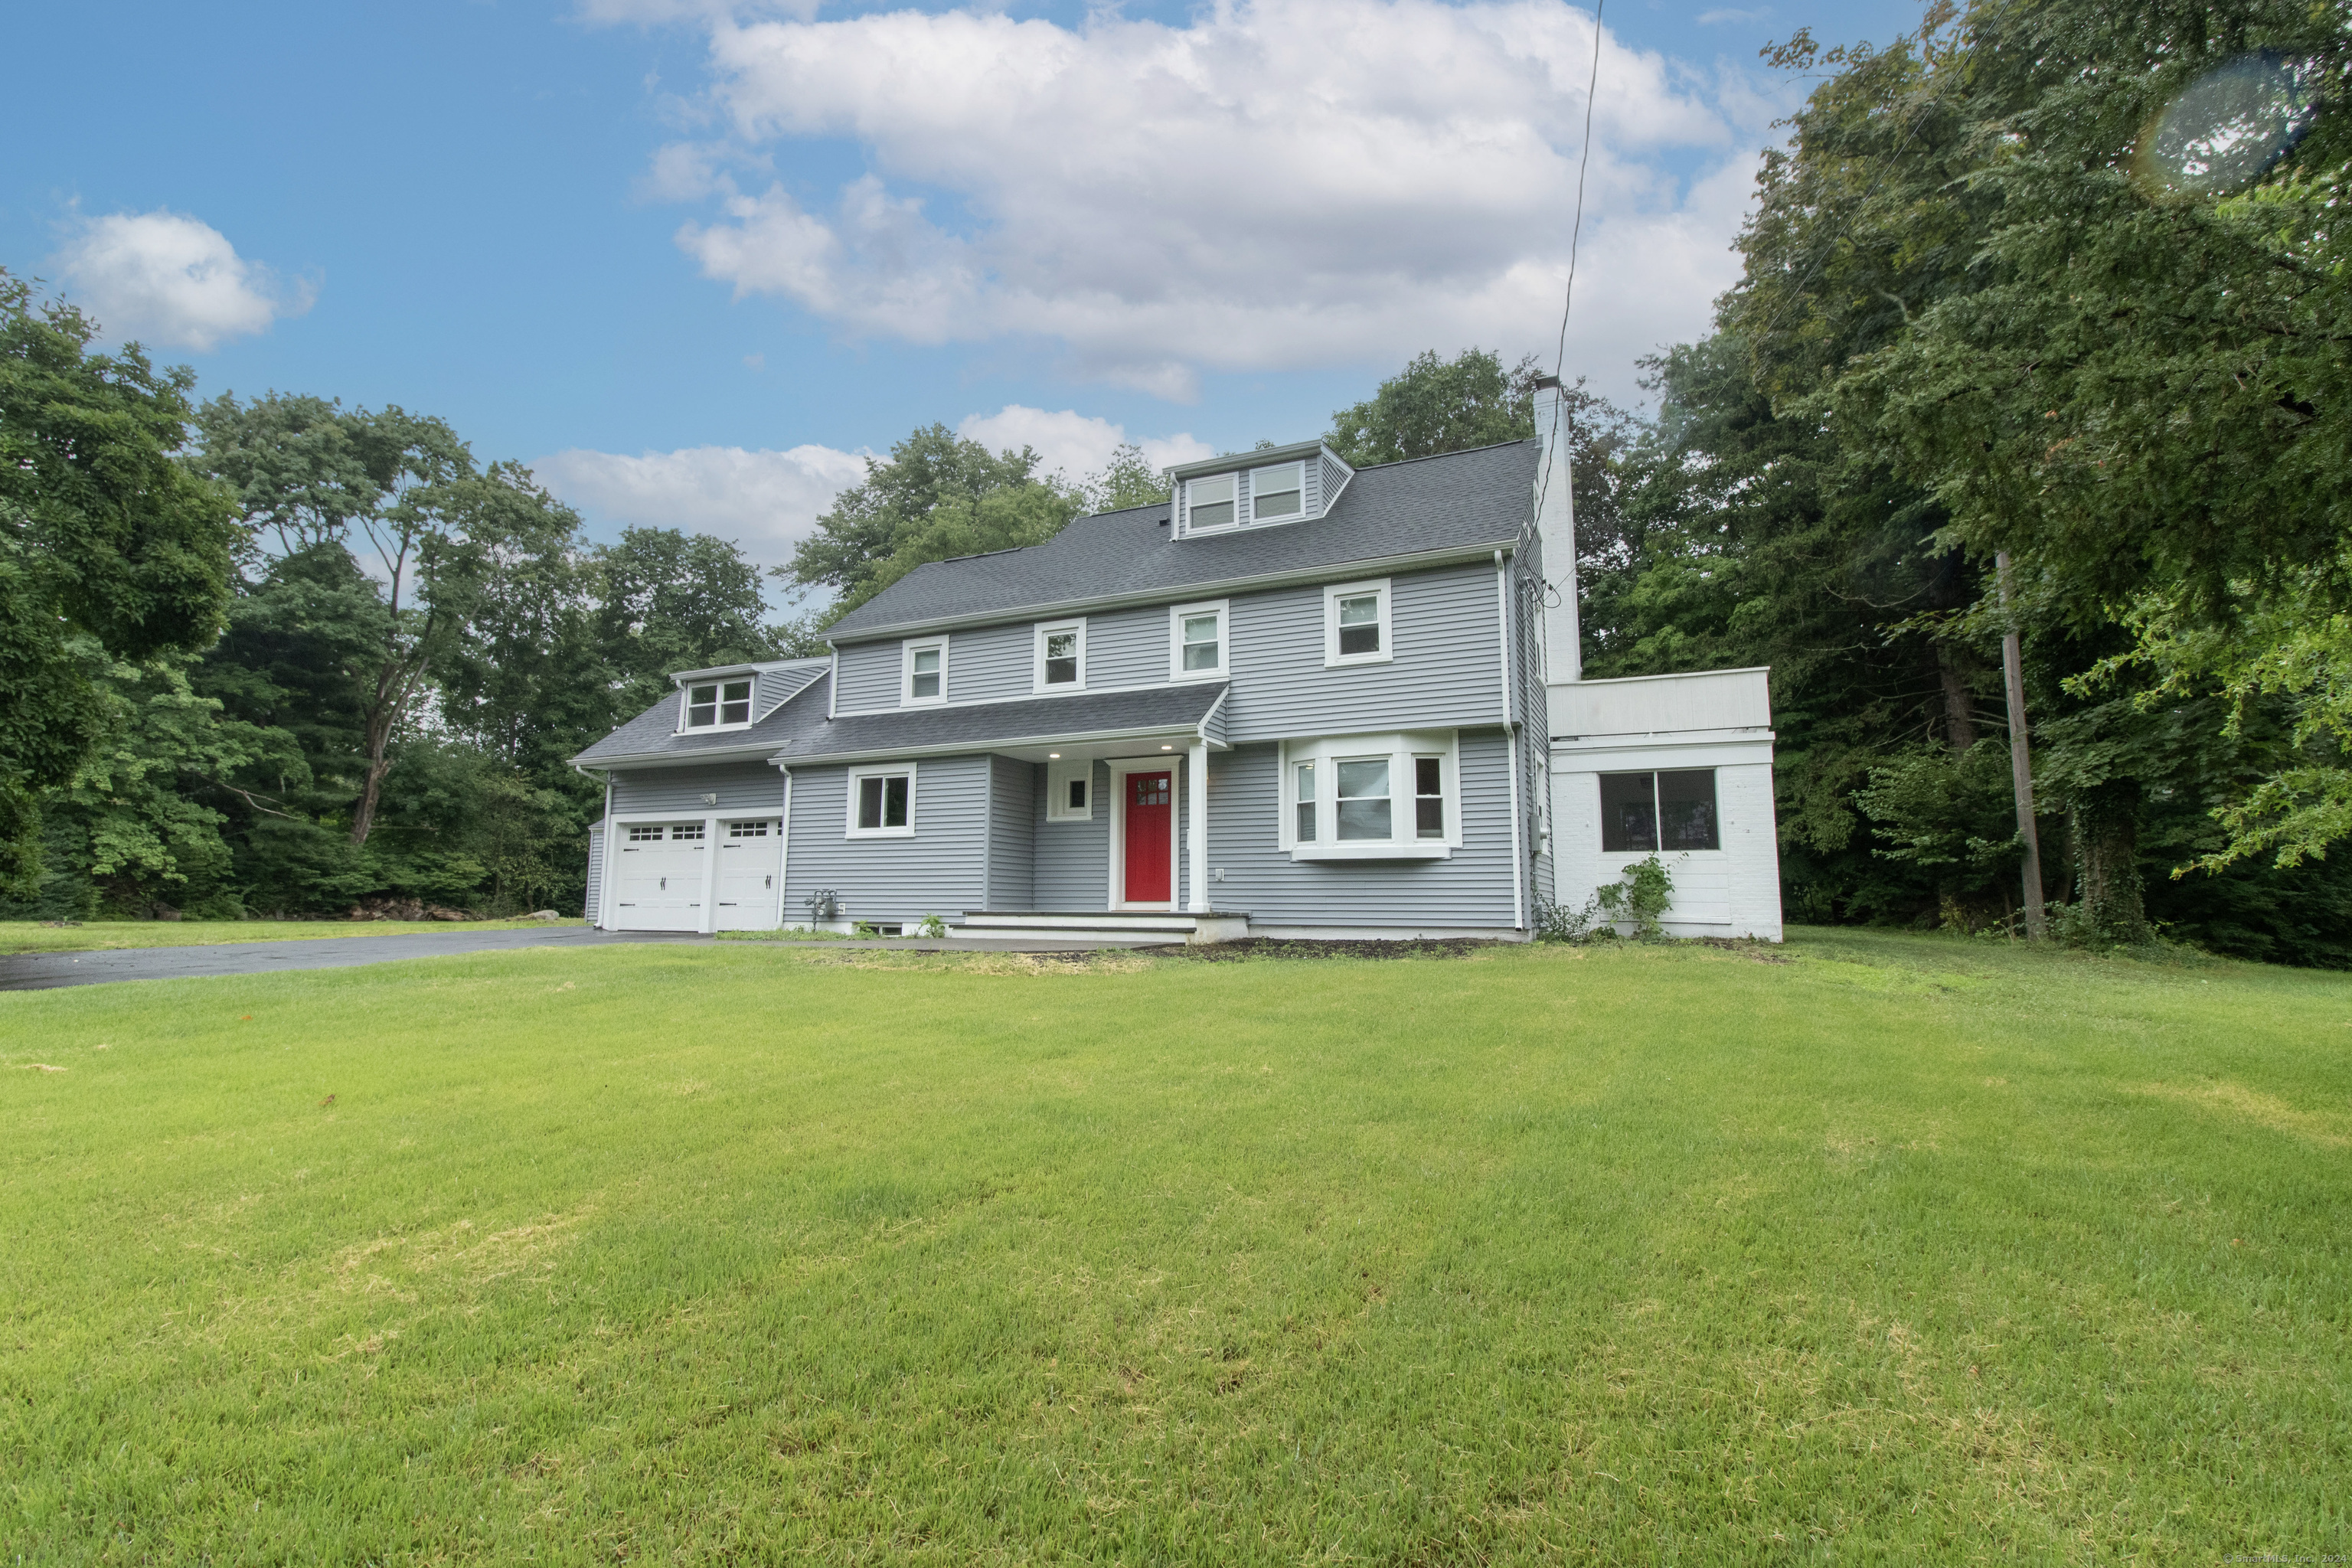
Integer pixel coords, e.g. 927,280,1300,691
824,541,1516,645
1550,734,1777,773
1560,665,1772,686
578,743,789,769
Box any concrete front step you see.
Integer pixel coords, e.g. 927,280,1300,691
954,910,1251,945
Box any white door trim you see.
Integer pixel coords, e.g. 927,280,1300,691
1106,756,1183,912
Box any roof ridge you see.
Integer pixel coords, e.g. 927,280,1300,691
1346,436,1541,473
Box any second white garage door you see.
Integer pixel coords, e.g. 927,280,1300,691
612,822,709,931
714,818,783,929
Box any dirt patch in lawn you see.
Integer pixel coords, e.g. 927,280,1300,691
1142,937,1500,962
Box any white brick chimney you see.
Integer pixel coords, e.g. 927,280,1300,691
1530,374,1580,683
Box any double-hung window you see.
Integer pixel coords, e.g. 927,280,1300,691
1280,732,1459,858
1248,462,1303,522
847,765,916,838
1184,474,1236,532
1034,620,1085,691
1599,770,1720,852
683,678,753,730
902,639,947,705
1323,579,1392,667
1169,599,1229,681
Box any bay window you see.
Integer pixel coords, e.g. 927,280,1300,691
1279,732,1460,859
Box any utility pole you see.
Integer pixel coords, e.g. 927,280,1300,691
1998,550,2047,939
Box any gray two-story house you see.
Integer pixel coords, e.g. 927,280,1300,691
572,387,1785,942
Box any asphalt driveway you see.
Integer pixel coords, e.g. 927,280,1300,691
0,926,1142,991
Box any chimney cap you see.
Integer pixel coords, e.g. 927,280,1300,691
1532,374,1563,390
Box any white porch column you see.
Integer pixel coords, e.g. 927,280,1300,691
1186,743,1210,913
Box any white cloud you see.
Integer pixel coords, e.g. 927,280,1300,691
51,209,312,352
531,443,869,566
956,406,1214,487
649,0,1783,400
1696,7,1769,22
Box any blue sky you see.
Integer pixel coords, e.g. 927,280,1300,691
3,0,1918,571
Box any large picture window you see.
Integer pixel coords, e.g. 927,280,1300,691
1599,769,1720,852
847,765,916,838
1279,732,1459,859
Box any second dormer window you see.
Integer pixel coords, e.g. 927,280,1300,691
1250,462,1302,521
685,678,752,729
1186,474,1236,531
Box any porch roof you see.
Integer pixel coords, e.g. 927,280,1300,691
771,682,1230,767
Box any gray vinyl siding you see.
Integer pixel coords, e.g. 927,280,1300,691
953,622,1031,704
584,822,603,922
1320,452,1349,510
1034,761,1110,909
1083,603,1168,688
1203,733,1517,928
1220,560,1504,743
782,754,989,925
610,760,787,817
834,639,901,714
987,755,1034,910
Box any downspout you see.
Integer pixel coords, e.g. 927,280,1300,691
776,766,792,929
1498,550,1526,933
827,645,838,720
600,773,614,928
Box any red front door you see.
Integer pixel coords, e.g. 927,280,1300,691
1124,770,1173,903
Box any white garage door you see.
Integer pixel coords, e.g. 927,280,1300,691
714,818,783,929
612,822,709,931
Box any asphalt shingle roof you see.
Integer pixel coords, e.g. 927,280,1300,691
571,658,829,766
825,439,1540,639
775,682,1227,762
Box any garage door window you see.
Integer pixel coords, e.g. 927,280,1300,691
627,824,665,842
727,821,770,838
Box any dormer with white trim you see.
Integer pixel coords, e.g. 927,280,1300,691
670,658,829,735
1168,439,1354,539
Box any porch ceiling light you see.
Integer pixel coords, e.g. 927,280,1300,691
1048,752,1060,758
1160,744,1173,750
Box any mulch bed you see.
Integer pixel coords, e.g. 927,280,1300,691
1139,937,1499,962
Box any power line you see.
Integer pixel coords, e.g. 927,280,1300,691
1532,0,1606,537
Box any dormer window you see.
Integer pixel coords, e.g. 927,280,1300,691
684,678,752,729
1250,462,1302,521
1185,474,1236,531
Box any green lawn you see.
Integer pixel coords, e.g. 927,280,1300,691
3,931,2346,1563
0,917,584,954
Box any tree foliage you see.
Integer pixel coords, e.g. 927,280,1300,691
0,273,238,895
1326,348,1545,468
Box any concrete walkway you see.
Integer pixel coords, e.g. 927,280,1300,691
0,926,1151,991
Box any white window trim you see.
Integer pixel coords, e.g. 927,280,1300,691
1182,474,1239,536
677,676,756,734
845,763,918,838
1245,460,1305,525
900,638,949,707
1045,758,1094,822
1033,618,1088,694
1278,731,1459,860
1168,598,1230,683
1323,579,1393,668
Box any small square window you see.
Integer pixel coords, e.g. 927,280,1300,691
1047,759,1093,822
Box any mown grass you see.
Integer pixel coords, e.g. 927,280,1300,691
0,918,585,955
2,929,2346,1563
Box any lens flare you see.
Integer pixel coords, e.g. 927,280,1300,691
2130,51,2323,201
